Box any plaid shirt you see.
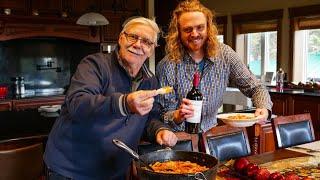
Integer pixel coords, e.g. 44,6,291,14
156,43,272,132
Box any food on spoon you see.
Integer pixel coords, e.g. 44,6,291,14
156,86,173,95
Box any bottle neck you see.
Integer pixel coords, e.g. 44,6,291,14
193,71,200,88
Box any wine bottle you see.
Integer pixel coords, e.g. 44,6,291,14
185,71,203,134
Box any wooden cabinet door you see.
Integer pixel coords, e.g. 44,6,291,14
101,14,122,42
270,93,290,116
100,12,136,42
12,96,65,111
0,101,12,111
0,0,27,15
292,96,320,139
30,0,62,17
72,0,100,17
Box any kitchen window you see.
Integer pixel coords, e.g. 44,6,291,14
290,5,320,83
232,10,283,80
245,31,277,78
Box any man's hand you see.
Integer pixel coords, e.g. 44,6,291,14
173,98,194,123
255,108,269,123
156,129,177,147
126,90,157,116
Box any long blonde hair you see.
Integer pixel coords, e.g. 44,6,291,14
165,0,219,62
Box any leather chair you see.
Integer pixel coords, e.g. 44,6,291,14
201,125,251,161
0,135,47,180
138,131,199,155
272,113,315,148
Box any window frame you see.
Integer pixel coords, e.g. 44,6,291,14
289,4,320,82
216,15,228,44
232,10,283,79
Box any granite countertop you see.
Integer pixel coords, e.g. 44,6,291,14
268,87,320,97
0,88,65,101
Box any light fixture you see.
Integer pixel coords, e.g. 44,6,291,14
76,12,109,26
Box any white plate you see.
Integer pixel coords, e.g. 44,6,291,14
217,113,264,127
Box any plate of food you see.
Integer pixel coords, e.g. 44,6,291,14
217,113,264,127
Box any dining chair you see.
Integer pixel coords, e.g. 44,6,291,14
138,131,199,155
271,113,315,148
0,135,47,180
201,125,251,161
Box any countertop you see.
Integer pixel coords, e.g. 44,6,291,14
268,87,320,97
0,88,65,101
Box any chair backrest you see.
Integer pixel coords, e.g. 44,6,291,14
272,113,315,148
201,125,251,161
138,132,199,155
0,135,46,180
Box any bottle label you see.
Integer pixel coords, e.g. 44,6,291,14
186,100,203,123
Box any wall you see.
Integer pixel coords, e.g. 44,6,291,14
203,0,320,75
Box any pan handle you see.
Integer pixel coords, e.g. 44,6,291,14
112,139,139,160
156,146,172,152
194,172,207,180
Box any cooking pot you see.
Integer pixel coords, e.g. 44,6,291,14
137,150,218,180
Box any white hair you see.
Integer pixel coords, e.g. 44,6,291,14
121,17,160,45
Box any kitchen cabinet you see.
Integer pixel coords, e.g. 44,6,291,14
12,95,65,111
1,96,65,112
0,0,146,42
292,96,320,139
71,0,100,17
0,0,27,16
100,11,135,42
30,0,62,17
101,12,123,42
0,20,100,42
0,101,12,111
270,91,320,140
270,93,291,116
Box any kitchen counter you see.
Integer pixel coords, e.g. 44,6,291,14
1,88,65,101
268,87,320,97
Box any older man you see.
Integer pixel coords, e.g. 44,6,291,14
44,17,177,180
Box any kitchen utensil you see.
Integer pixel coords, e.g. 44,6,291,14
112,139,154,172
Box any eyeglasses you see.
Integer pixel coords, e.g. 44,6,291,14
123,32,156,48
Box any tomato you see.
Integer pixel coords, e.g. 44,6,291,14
233,157,250,173
245,163,259,177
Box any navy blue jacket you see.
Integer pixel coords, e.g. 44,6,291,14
44,50,167,180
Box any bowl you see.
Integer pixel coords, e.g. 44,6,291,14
217,113,264,127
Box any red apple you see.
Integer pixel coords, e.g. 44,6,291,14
284,172,300,180
301,178,313,180
245,163,260,177
269,172,285,180
255,168,270,180
233,157,250,173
